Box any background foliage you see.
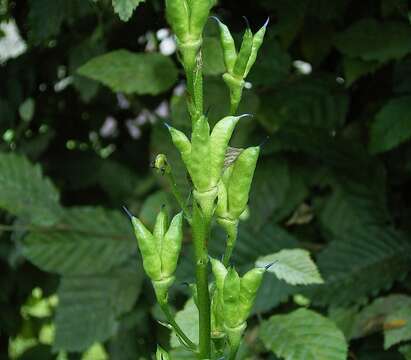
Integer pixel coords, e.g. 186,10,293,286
1,0,411,359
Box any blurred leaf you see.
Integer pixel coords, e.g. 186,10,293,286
334,19,411,63
384,305,411,349
306,226,411,306
256,249,324,285
23,207,136,275
53,263,142,351
369,96,411,154
351,295,411,340
342,57,382,87
170,298,198,348
258,76,348,132
260,308,348,360
78,50,178,95
112,0,145,21
18,98,35,122
202,37,225,76
0,152,62,226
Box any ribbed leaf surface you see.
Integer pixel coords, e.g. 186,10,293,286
23,207,136,275
54,264,142,352
260,308,347,360
256,249,323,285
0,153,62,226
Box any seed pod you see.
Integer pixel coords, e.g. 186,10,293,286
161,212,183,276
189,0,213,40
213,17,237,73
244,18,269,77
165,0,190,43
238,267,265,320
223,267,242,328
209,115,244,187
233,28,253,78
131,217,162,281
227,146,260,219
153,207,168,249
190,115,210,192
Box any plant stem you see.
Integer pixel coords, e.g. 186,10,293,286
160,302,197,351
192,202,211,359
165,171,192,223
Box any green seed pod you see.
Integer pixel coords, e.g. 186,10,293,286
244,18,269,78
131,217,162,281
233,28,253,78
189,0,213,40
190,115,210,192
153,207,168,249
209,115,246,188
161,212,183,276
238,267,265,320
165,0,190,43
213,17,237,74
227,146,260,218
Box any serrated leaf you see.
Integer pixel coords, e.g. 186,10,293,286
78,50,178,95
369,96,411,154
260,308,348,360
23,207,136,275
170,298,198,348
256,249,324,285
305,226,411,306
0,153,62,226
384,305,411,349
112,0,145,21
334,19,411,63
53,263,142,352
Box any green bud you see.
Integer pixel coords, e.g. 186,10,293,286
154,154,171,175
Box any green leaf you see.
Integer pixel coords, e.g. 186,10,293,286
306,226,411,306
334,19,411,63
53,263,142,352
258,76,348,132
342,57,382,86
351,295,411,340
202,37,225,76
0,153,62,226
384,305,411,349
260,308,348,360
23,207,136,275
18,98,35,122
256,249,324,285
170,298,198,348
78,50,178,95
369,96,411,154
399,344,411,360
112,0,145,21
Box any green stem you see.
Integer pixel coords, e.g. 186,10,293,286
160,302,197,351
165,171,192,223
192,202,211,359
